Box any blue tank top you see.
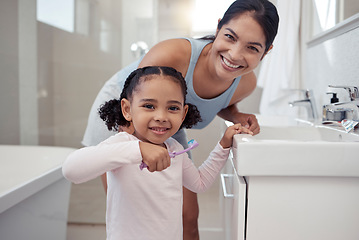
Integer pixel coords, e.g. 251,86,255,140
116,38,241,130
183,38,241,129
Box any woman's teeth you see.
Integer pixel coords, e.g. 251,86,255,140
223,57,241,69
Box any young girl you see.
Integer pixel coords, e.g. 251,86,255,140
83,2,279,238
63,66,252,240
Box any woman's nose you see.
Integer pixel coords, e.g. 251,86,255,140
229,45,245,61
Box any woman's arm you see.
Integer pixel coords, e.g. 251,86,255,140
138,39,191,75
217,71,260,134
217,104,260,134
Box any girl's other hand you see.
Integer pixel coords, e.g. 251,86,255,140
139,142,171,172
219,123,253,149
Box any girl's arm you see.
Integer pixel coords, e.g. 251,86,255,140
182,142,230,193
62,134,142,184
182,124,252,193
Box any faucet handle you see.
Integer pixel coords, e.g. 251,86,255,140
287,89,313,99
328,85,359,101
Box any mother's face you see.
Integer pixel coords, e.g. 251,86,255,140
210,13,270,80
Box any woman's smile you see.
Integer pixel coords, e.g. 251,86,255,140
210,13,267,79
221,56,244,69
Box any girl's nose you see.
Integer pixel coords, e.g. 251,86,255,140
154,110,168,122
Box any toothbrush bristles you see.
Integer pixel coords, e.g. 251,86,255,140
188,139,199,148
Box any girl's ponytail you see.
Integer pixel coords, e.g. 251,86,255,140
99,99,128,131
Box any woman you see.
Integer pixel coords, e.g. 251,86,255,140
82,0,279,239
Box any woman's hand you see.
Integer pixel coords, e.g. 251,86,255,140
220,123,253,149
232,112,260,135
218,105,260,135
139,142,171,172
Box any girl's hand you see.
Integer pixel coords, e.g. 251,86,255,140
139,142,171,172
219,123,253,149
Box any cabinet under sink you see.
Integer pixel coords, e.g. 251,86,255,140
221,117,359,240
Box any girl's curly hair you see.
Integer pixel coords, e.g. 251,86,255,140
98,66,202,131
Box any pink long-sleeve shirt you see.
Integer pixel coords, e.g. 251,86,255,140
62,132,230,240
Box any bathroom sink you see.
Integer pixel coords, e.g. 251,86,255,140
225,116,359,240
229,120,359,177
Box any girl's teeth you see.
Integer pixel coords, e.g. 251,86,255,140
152,127,166,132
223,57,240,68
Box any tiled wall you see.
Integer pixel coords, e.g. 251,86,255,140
304,21,359,117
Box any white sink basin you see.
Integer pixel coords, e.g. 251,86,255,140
230,119,359,177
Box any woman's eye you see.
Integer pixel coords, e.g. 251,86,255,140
225,34,235,41
249,46,259,52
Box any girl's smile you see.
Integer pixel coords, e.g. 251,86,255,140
149,126,170,135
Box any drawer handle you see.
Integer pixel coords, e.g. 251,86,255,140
220,174,234,198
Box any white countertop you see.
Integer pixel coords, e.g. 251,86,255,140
0,145,75,213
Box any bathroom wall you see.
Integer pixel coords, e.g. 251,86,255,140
303,15,359,116
0,0,20,144
0,0,152,147
38,0,126,148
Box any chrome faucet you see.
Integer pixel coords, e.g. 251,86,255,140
323,85,359,122
289,89,318,121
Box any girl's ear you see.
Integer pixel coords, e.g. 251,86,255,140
182,104,189,122
121,98,132,121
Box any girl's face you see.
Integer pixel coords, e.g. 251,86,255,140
121,76,188,146
210,12,269,81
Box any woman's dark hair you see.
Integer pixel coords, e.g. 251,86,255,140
99,66,202,131
200,0,279,53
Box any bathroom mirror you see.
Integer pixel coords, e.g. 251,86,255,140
313,0,359,35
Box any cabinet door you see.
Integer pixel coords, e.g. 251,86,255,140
245,176,359,240
233,174,246,240
221,157,247,240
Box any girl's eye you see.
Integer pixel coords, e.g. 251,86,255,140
169,106,180,111
143,104,154,109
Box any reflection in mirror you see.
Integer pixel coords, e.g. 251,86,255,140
313,0,359,34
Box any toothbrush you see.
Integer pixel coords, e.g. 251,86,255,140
169,139,199,158
139,139,199,170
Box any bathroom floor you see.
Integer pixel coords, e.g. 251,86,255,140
66,176,224,240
